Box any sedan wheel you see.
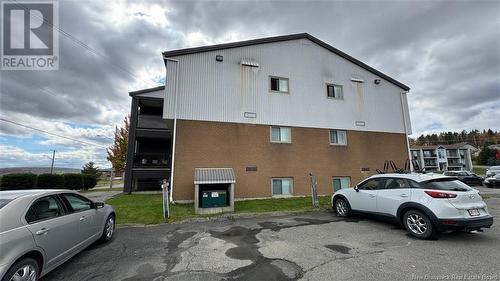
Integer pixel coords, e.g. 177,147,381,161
5,258,39,281
335,198,350,217
403,210,435,239
99,215,115,243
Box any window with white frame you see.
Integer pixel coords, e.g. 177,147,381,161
329,130,347,145
333,177,351,192
272,178,293,196
270,76,289,93
271,126,291,143
327,84,343,99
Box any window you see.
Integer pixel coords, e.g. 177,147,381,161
62,193,93,212
271,126,291,143
25,196,64,223
272,178,293,196
327,84,343,99
270,77,289,93
329,130,347,145
333,177,350,192
358,178,384,190
383,178,411,189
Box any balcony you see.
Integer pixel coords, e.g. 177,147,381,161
446,151,459,158
133,153,170,168
447,159,464,167
137,114,169,130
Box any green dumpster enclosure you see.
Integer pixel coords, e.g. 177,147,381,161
194,168,235,215
201,190,228,208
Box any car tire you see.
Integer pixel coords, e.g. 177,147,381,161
2,257,39,281
334,198,351,217
403,210,436,240
99,214,115,243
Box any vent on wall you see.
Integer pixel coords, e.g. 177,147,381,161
240,59,259,68
355,121,366,127
244,112,257,118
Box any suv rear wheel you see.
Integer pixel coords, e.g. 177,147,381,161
403,209,436,239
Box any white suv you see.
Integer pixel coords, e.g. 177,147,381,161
331,173,494,239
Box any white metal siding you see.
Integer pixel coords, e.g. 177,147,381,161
164,38,410,134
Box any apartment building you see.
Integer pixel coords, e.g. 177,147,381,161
410,143,474,172
124,33,412,201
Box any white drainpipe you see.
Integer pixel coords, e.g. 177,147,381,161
400,92,412,171
165,57,179,203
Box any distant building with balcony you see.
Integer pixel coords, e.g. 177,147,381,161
410,143,474,172
124,86,172,192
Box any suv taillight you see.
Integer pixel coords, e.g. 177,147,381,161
424,191,457,198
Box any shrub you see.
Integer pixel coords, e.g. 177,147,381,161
37,174,65,189
82,174,97,190
63,174,84,190
0,173,37,190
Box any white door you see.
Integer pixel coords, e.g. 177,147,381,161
348,178,383,212
377,178,412,216
25,195,80,269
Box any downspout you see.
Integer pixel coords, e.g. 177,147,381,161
400,92,412,171
165,57,179,203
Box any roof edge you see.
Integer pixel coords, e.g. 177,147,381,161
162,33,410,91
129,85,165,96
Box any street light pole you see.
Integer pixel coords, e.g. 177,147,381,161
50,150,56,174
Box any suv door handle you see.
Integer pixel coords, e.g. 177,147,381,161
79,216,86,221
400,194,409,198
36,228,49,235
369,194,376,198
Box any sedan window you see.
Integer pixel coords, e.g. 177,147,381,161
358,178,384,190
0,199,13,209
61,194,93,212
25,196,64,223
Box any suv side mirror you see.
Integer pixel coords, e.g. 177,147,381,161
354,186,359,192
94,202,105,209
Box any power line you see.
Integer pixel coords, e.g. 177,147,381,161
0,118,108,149
11,0,158,88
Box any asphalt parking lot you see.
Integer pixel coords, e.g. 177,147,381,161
45,196,500,281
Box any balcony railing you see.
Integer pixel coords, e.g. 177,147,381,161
133,153,170,168
137,115,169,130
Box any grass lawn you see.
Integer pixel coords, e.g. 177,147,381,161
473,166,487,176
106,194,332,225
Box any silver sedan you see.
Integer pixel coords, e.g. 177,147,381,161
0,190,115,281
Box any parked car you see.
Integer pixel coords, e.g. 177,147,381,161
484,173,500,188
486,166,500,177
0,190,115,281
331,173,493,239
443,171,483,186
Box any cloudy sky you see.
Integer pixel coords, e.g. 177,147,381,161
1,0,499,169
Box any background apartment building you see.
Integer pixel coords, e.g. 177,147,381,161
410,143,474,172
124,33,412,202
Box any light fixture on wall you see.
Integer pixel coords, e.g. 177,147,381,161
374,79,381,85
216,55,223,62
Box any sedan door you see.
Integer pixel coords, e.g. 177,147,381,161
348,178,384,212
25,195,81,270
60,193,99,246
376,178,412,216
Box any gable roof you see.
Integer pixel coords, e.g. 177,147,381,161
129,85,165,96
410,142,472,150
162,33,410,91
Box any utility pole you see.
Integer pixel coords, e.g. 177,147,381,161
50,150,56,174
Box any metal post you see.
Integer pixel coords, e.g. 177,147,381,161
50,150,56,174
162,179,170,219
309,173,319,208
